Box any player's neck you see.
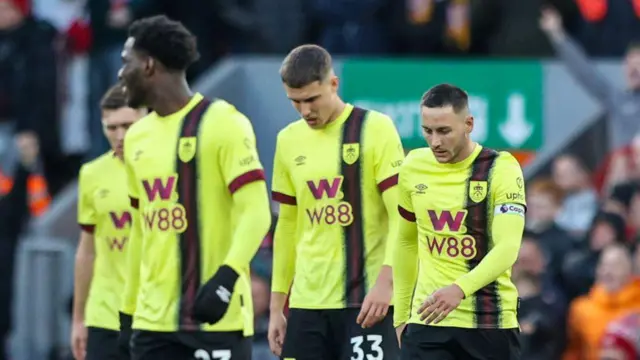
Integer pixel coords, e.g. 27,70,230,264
327,99,346,125
451,141,476,163
149,77,193,117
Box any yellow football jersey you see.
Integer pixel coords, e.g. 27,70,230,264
394,145,526,329
77,152,132,330
271,104,404,309
123,93,268,333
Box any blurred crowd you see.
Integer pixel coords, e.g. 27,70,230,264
2,0,640,359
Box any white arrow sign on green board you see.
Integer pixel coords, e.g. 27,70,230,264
342,60,543,150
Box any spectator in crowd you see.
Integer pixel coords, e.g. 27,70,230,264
515,271,564,360
573,0,640,57
563,244,640,360
0,131,43,360
540,7,640,151
563,211,627,299
389,0,471,55
471,0,578,56
309,0,391,54
599,312,640,360
525,178,574,280
552,154,598,236
0,0,66,193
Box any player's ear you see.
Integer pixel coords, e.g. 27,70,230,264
330,75,339,93
144,57,155,76
465,115,474,134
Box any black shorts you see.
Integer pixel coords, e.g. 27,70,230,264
400,324,521,360
130,330,252,360
282,307,399,360
87,327,127,360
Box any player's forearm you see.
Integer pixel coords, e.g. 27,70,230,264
454,215,524,297
223,180,271,273
271,204,297,293
269,292,288,314
382,187,399,267
72,232,95,323
121,210,142,315
392,216,419,327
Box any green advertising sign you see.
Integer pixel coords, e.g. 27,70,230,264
341,60,543,150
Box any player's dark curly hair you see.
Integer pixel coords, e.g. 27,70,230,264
421,84,468,113
128,15,200,71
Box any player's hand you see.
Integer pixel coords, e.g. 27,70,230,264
70,320,87,360
395,323,406,348
193,265,239,324
357,277,392,328
539,7,562,34
418,284,465,325
268,310,287,356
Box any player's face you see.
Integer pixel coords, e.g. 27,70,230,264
284,77,339,129
421,105,473,163
625,50,640,90
102,107,146,158
119,37,152,108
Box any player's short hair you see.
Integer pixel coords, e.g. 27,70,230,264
100,84,128,110
128,15,200,71
527,177,564,205
421,84,469,113
280,44,332,88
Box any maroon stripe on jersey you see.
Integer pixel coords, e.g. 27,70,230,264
129,196,139,209
464,148,500,328
79,224,95,233
176,98,211,330
377,174,399,192
398,206,416,222
228,169,266,194
272,191,297,205
340,107,368,307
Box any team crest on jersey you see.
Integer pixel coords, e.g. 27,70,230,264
178,137,197,163
469,181,487,203
342,143,360,165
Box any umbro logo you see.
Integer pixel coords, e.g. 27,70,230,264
216,286,231,303
415,184,428,194
295,155,306,166
134,150,143,161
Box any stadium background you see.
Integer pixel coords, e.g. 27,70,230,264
1,0,639,359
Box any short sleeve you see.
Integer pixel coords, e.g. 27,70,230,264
123,133,140,208
492,152,526,216
271,133,296,205
397,162,416,222
77,166,97,232
219,110,266,194
372,115,405,192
